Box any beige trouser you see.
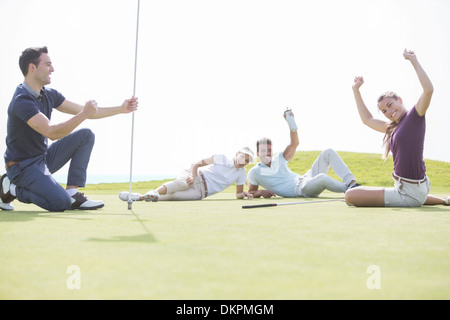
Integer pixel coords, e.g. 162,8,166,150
384,174,430,207
160,169,207,201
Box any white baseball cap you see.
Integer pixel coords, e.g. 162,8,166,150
238,147,255,163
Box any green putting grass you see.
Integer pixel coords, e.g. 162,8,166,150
1,151,449,299
1,191,449,300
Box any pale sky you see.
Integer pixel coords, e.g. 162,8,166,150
1,0,449,179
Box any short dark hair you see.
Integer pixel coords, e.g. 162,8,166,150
19,46,48,76
256,137,272,152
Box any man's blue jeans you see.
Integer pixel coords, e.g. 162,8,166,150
6,129,95,212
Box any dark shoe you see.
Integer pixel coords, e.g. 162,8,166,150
348,182,361,189
70,192,104,210
0,174,16,204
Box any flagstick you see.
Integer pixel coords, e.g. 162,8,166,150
128,0,141,210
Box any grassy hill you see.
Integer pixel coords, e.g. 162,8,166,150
83,151,450,195
285,151,450,188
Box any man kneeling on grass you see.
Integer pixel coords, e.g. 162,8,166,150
1,46,138,212
119,147,255,202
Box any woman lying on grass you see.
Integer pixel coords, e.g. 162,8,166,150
346,50,449,207
119,147,255,202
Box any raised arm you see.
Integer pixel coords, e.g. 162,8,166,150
282,110,299,161
57,97,138,119
352,76,387,133
403,50,433,116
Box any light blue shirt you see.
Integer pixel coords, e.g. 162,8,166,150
248,153,300,197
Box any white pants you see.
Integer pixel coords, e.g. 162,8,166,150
295,149,356,197
384,174,430,207
160,169,207,201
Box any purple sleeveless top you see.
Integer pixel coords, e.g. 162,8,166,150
390,107,426,180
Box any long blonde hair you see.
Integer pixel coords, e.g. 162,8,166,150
378,91,400,160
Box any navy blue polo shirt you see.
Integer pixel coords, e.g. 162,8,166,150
4,83,65,162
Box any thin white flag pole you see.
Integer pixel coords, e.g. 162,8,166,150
128,0,141,210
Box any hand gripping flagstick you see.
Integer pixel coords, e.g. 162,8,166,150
242,199,346,209
128,0,141,210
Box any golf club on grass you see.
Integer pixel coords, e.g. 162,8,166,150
242,198,346,209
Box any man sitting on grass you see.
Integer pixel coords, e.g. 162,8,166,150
248,110,360,199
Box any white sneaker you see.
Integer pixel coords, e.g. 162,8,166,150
445,197,449,206
143,190,160,202
119,191,143,202
0,199,14,211
1,174,16,205
70,192,104,210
